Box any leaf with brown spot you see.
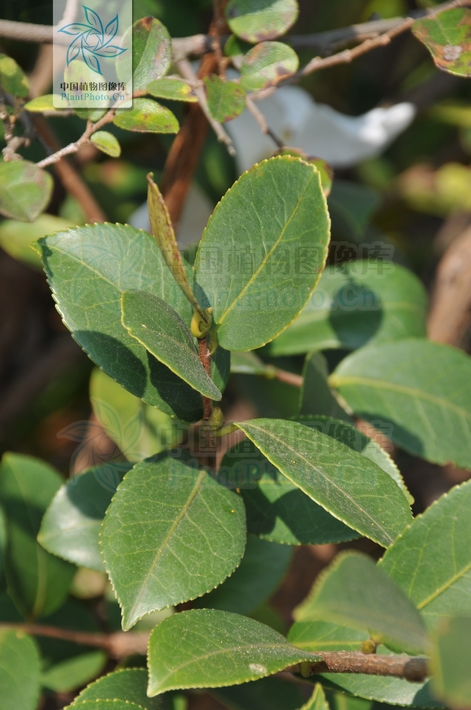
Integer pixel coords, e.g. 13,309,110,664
240,41,298,91
226,0,299,43
413,8,471,77
117,17,172,91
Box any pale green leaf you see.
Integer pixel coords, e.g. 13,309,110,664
268,261,428,356
117,17,172,91
42,651,106,694
226,0,299,42
37,223,207,421
100,455,246,630
0,453,75,619
294,552,428,654
0,630,40,710
91,131,121,157
412,8,471,77
147,609,319,695
430,616,471,706
380,479,471,631
38,463,130,573
0,214,73,269
121,290,222,400
0,53,29,96
204,75,246,122
235,418,412,547
114,99,178,134
69,702,146,710
301,684,330,710
240,41,298,91
147,78,197,102
24,94,69,111
194,156,330,351
299,353,350,421
72,669,160,709
330,339,471,468
0,160,53,221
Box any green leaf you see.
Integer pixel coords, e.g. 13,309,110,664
235,419,412,547
222,438,358,546
114,99,179,134
37,223,206,422
121,290,221,399
412,8,471,77
0,214,73,270
230,350,277,375
100,455,246,630
301,684,330,710
64,60,107,120
288,620,369,652
204,75,246,122
0,453,75,618
72,669,160,709
299,353,350,421
146,173,206,320
90,131,121,158
24,94,69,111
380,479,471,631
147,77,197,102
430,616,471,706
294,552,428,655
117,17,172,91
0,630,40,710
268,261,428,356
275,148,333,197
194,156,330,351
195,535,292,614
0,160,53,221
37,600,107,693
330,339,471,468
240,42,298,91
38,463,130,573
0,53,29,96
318,675,440,709
212,675,304,710
0,506,6,590
90,368,185,462
147,609,319,695
69,702,146,710
226,0,299,42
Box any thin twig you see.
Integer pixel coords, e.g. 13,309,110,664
246,97,285,149
177,58,235,156
273,368,303,388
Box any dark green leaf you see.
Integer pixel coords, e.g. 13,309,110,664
226,0,299,43
268,261,428,356
147,78,197,102
195,156,330,351
101,455,246,630
330,339,471,468
204,75,246,122
195,535,292,614
302,684,330,710
42,651,106,694
147,609,319,695
275,148,333,197
69,702,146,710
299,353,350,421
113,99,179,133
39,463,130,573
72,668,160,709
318,675,440,708
0,53,29,96
240,42,298,91
380,479,471,631
37,223,205,421
0,630,40,710
288,620,369,652
121,290,222,400
235,419,412,547
430,616,471,706
222,439,358,546
412,8,471,77
294,552,428,655
90,131,121,158
230,350,277,376
211,675,304,710
0,453,75,619
117,17,172,91
0,160,53,221
0,506,6,591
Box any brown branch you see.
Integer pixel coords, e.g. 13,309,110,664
273,368,303,388
246,97,285,149
289,652,428,683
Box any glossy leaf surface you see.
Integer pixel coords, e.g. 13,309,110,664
121,290,222,400
288,619,368,652
240,41,299,91
268,261,428,356
331,339,471,468
0,454,75,618
101,455,246,630
72,669,160,709
236,419,412,547
380,479,471,631
39,463,130,573
195,156,330,351
294,552,428,654
226,0,298,42
37,223,205,421
0,160,53,221
147,609,318,695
